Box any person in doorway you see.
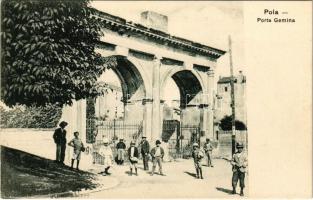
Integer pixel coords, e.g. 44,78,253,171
128,141,139,176
116,138,126,165
192,143,204,179
53,121,68,165
150,140,165,176
140,136,150,170
203,138,214,167
99,138,114,175
68,131,85,170
231,143,248,196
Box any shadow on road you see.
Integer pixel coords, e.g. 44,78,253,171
184,171,197,178
216,187,233,195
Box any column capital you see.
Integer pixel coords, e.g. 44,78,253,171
142,98,153,105
207,69,214,77
153,54,163,60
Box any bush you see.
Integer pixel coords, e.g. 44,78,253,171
0,104,62,128
219,115,247,131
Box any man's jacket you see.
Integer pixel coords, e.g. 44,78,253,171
150,146,164,158
53,127,66,145
140,140,150,154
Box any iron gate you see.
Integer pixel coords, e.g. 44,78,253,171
163,120,200,159
87,119,143,165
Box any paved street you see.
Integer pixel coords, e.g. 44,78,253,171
88,158,249,198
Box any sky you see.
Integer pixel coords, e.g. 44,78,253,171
90,1,245,79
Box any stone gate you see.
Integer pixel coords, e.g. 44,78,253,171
60,9,226,154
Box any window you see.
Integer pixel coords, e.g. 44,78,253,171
224,87,228,92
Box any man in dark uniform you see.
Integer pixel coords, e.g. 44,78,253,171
140,136,150,170
53,121,68,164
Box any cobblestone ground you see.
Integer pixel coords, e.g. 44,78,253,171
88,158,249,198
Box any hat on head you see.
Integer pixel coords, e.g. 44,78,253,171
130,141,135,145
236,143,244,149
142,136,147,138
193,143,199,147
156,140,161,145
59,121,68,127
119,138,124,141
206,138,210,141
103,138,109,144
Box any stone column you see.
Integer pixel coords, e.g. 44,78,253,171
151,55,161,143
143,99,153,142
207,69,215,140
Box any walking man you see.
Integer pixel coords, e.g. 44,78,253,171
116,138,126,165
150,140,165,176
53,121,68,165
68,131,85,170
204,138,214,167
192,143,204,179
231,143,248,196
140,136,150,170
128,141,139,176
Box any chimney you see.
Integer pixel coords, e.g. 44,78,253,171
141,11,168,32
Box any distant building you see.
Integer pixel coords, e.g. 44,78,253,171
214,71,247,127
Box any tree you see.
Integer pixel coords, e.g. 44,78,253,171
1,0,116,107
0,104,62,128
219,115,247,131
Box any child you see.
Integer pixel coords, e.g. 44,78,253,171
116,138,126,165
203,138,214,167
68,131,85,170
191,143,204,179
128,141,139,176
99,138,114,175
231,143,248,196
150,140,165,176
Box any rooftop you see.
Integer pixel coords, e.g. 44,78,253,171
89,7,226,59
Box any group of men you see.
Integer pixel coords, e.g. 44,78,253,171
113,136,165,176
53,121,248,196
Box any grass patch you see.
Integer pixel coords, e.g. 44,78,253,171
1,146,99,198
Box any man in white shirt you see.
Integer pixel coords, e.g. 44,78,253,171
150,140,165,176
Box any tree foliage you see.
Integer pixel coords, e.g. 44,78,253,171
1,0,116,107
0,104,62,128
219,115,247,131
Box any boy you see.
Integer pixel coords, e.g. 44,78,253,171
68,131,85,170
99,138,114,175
191,143,204,179
203,138,214,167
128,141,139,176
231,143,248,196
150,140,165,176
116,138,126,165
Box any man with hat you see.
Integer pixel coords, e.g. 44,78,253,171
150,140,165,176
116,138,126,165
127,141,139,176
53,121,68,164
203,138,214,167
99,138,114,175
140,136,150,170
230,143,248,196
192,142,204,179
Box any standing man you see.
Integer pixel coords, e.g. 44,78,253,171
204,138,214,167
128,141,139,176
150,140,165,176
231,143,248,196
116,138,126,165
53,121,68,165
140,136,150,171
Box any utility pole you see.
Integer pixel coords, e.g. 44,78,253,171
228,35,236,155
